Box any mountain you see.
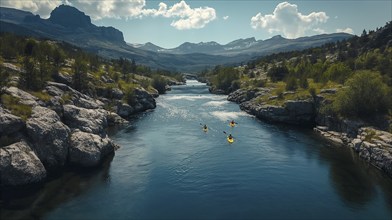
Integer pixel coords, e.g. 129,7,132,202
134,33,352,57
0,5,354,72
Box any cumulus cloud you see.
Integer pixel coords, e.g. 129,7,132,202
143,1,216,30
336,27,354,34
250,1,329,38
0,0,62,18
0,0,216,29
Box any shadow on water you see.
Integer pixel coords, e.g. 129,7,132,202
254,119,392,213
0,154,115,220
315,133,392,212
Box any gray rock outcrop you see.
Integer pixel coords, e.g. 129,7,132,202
240,99,315,125
0,141,46,186
3,86,39,106
45,82,104,109
132,88,156,112
26,106,70,170
69,130,115,167
63,104,108,137
0,112,25,135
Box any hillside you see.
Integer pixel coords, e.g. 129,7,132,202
204,21,392,177
0,33,186,186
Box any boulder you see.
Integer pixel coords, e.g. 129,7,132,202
116,103,134,118
69,131,115,167
132,88,156,113
26,106,71,170
52,72,72,85
0,141,46,186
3,86,39,106
240,99,315,126
227,89,257,104
107,111,128,126
46,82,104,109
0,112,25,135
63,104,108,137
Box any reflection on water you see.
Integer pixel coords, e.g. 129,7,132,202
1,154,114,220
1,80,392,220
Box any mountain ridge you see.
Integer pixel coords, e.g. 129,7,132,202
135,33,352,56
0,5,354,72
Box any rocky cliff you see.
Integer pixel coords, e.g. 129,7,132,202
226,87,392,178
0,69,158,187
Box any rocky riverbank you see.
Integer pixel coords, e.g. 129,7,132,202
0,81,157,187
225,88,392,178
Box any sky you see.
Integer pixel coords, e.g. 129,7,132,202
1,0,391,48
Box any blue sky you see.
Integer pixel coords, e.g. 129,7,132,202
1,0,391,48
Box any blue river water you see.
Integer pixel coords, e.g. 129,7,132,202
2,80,392,220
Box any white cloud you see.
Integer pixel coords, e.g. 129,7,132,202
313,28,326,34
144,1,216,30
336,27,354,34
250,1,329,38
223,16,229,20
0,0,62,18
0,0,216,29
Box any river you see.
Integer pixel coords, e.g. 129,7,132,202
1,80,392,220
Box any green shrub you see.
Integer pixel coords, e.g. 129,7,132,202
31,91,51,102
1,94,32,121
333,70,391,117
276,87,284,99
308,87,317,98
322,62,352,84
285,76,298,91
253,79,266,87
152,75,167,94
268,65,289,82
299,77,309,89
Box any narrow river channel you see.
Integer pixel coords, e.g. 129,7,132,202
2,80,392,220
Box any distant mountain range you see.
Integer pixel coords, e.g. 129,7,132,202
131,33,352,57
0,5,353,72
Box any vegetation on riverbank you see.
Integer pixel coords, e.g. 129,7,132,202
204,21,392,131
0,32,184,99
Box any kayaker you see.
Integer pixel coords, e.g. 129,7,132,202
203,124,207,129
228,134,233,139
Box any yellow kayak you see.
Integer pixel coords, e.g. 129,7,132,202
229,122,235,127
227,137,234,143
203,127,208,132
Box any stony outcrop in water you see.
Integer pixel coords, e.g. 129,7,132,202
69,130,115,167
0,141,46,186
314,126,392,177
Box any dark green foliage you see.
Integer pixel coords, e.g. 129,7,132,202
333,70,391,117
21,57,38,90
0,65,9,87
231,80,241,91
72,59,88,92
308,87,317,98
322,62,352,83
24,39,36,56
299,76,309,89
268,64,289,82
285,76,298,91
152,74,167,94
211,66,240,93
